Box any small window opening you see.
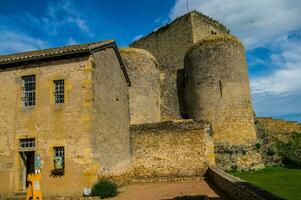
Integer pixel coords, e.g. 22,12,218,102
211,30,217,35
22,75,36,107
219,80,223,97
53,146,65,175
19,138,35,148
54,80,64,104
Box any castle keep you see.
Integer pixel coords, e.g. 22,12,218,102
0,11,299,198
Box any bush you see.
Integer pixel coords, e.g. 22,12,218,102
91,180,118,199
276,132,301,167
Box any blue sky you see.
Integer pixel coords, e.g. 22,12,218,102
1,0,301,122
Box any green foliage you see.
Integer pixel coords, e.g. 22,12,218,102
91,180,118,199
255,142,261,151
231,167,301,200
276,132,301,167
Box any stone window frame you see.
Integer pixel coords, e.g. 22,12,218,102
21,75,36,108
53,146,65,175
53,79,65,105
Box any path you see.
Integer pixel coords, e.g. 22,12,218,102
110,180,230,200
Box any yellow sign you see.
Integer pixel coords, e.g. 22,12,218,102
26,174,43,200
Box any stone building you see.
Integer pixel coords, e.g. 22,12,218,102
0,11,299,198
0,41,132,197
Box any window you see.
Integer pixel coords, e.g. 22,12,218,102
219,80,223,97
22,75,36,107
19,138,35,148
53,147,65,170
54,80,64,104
211,30,217,35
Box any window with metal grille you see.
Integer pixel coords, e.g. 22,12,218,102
22,75,36,107
54,80,64,104
53,147,65,170
19,138,35,148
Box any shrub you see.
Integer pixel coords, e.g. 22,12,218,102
276,132,301,167
91,180,118,199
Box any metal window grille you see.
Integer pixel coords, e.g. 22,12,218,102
53,146,65,167
19,138,35,148
22,75,36,107
54,80,64,104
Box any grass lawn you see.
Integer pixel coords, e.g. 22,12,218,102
231,167,301,200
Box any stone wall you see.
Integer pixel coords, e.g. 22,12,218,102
120,48,161,125
0,56,94,196
207,168,283,200
91,48,131,177
131,11,228,121
0,47,131,197
214,142,264,171
255,117,301,166
184,35,257,145
129,120,215,181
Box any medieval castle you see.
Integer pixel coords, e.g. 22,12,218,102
0,11,300,198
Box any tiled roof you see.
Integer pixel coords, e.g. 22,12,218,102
0,40,114,66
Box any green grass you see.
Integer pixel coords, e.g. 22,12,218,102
231,167,301,200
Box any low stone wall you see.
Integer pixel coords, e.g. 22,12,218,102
130,120,215,181
215,142,264,171
255,117,301,166
207,168,283,200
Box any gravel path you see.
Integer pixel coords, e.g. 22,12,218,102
110,180,230,200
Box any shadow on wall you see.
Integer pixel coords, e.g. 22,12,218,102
177,69,188,119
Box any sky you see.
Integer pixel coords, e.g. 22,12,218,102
0,0,301,122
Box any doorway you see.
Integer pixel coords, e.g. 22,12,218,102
19,151,35,191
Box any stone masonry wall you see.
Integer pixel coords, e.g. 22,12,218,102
255,117,301,166
129,120,215,181
131,11,228,121
91,48,131,177
184,35,257,145
120,48,161,125
0,56,96,197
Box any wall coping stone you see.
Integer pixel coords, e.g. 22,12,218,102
130,119,210,132
207,167,284,200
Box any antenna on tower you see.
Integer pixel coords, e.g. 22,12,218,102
186,0,190,12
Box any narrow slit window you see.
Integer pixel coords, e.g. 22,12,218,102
22,75,36,107
53,146,65,170
54,80,64,104
219,80,223,97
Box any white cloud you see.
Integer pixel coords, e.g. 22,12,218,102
250,31,301,119
133,34,144,41
170,0,301,49
21,0,91,36
66,38,78,45
0,30,48,54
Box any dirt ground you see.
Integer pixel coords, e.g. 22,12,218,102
110,180,230,200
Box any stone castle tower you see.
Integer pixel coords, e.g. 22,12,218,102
130,11,257,145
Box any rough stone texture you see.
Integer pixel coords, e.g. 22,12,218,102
184,35,257,145
120,48,161,124
214,142,264,171
207,168,283,200
255,117,301,166
0,56,93,197
0,48,130,197
91,48,131,176
129,120,215,181
131,11,228,121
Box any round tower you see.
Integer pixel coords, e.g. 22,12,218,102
184,35,256,144
120,48,161,125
